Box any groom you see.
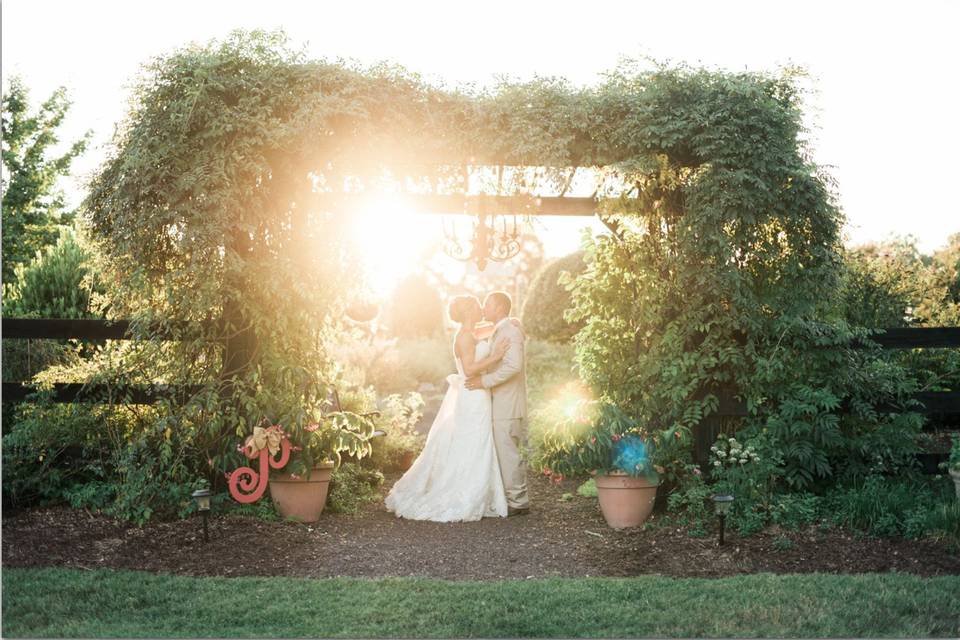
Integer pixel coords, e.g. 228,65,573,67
465,291,529,516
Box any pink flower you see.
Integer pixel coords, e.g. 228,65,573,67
542,467,552,476
304,423,320,433
590,436,597,444
693,467,702,476
611,434,620,442
552,473,564,484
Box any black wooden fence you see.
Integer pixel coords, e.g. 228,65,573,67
2,318,215,404
692,326,960,474
4,318,959,472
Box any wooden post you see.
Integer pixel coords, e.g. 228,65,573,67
220,228,257,395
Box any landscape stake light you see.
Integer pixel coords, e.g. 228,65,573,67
712,494,734,546
192,488,212,543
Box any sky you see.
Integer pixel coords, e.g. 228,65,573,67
3,0,959,257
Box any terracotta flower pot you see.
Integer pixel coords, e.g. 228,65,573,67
595,472,659,529
398,450,416,471
269,462,335,523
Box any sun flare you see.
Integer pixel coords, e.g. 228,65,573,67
347,197,439,298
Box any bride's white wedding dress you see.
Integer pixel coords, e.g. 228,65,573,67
385,339,509,521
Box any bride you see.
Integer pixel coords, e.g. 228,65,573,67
385,294,514,521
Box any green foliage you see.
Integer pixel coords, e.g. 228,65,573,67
771,535,795,551
558,64,931,493
2,403,107,509
576,478,597,497
521,251,586,342
366,392,426,471
839,240,920,329
1,227,104,384
708,434,782,514
1,77,90,282
826,474,956,540
3,227,101,319
1,400,205,524
949,434,960,472
769,493,822,530
61,30,953,521
326,461,384,514
538,398,658,480
665,474,713,536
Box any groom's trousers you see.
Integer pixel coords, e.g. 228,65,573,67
493,417,529,509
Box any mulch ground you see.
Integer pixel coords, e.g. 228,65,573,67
3,474,958,580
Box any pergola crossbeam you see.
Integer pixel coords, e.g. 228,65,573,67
309,193,599,217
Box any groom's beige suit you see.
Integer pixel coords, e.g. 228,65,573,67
481,317,529,509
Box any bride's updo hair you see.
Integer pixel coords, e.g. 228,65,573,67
447,295,476,325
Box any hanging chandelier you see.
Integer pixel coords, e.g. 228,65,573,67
441,196,526,271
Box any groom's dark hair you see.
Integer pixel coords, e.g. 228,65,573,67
487,291,512,315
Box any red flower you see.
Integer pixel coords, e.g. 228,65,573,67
552,473,564,485
542,467,552,476
611,434,620,442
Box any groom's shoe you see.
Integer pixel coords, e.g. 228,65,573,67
507,506,530,517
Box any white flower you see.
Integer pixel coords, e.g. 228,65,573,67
730,449,741,456
714,460,722,467
739,458,747,464
717,450,726,458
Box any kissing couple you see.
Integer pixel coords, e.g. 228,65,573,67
385,291,529,521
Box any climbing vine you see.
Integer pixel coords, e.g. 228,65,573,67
76,29,921,511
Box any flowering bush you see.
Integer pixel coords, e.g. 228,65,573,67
709,436,760,470
538,398,658,482
708,434,784,530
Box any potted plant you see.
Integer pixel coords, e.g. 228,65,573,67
240,408,377,523
948,434,960,500
378,392,426,471
539,399,659,529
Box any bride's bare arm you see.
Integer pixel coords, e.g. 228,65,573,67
457,333,510,377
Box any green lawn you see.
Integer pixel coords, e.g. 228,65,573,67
2,567,958,638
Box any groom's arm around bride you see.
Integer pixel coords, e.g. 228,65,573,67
465,292,529,512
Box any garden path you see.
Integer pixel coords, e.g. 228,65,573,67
4,475,958,580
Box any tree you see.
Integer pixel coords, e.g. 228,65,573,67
385,273,445,338
1,77,89,282
521,251,586,342
4,226,100,319
932,232,960,310
1,227,103,383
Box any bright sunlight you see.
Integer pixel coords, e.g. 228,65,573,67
346,197,439,298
